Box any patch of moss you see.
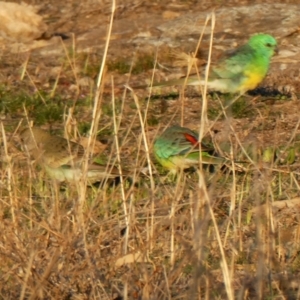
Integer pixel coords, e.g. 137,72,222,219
101,102,113,117
231,97,254,118
132,53,154,74
107,53,154,75
33,101,64,124
97,127,114,138
93,154,108,165
0,85,92,126
101,99,122,117
77,122,91,135
207,106,221,119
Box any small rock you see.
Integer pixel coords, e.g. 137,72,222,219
0,1,48,42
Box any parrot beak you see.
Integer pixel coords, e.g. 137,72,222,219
274,46,279,55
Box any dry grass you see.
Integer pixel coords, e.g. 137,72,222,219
1,3,300,300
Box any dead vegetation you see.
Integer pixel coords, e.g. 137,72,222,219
1,1,300,300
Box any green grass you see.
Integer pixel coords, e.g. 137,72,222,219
107,53,155,74
0,85,92,125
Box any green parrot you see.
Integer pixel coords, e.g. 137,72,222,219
141,33,278,94
153,125,225,174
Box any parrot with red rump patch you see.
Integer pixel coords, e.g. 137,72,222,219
153,125,225,174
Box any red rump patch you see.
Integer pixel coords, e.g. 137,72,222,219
184,133,198,145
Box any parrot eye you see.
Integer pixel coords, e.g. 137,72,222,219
266,43,273,48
